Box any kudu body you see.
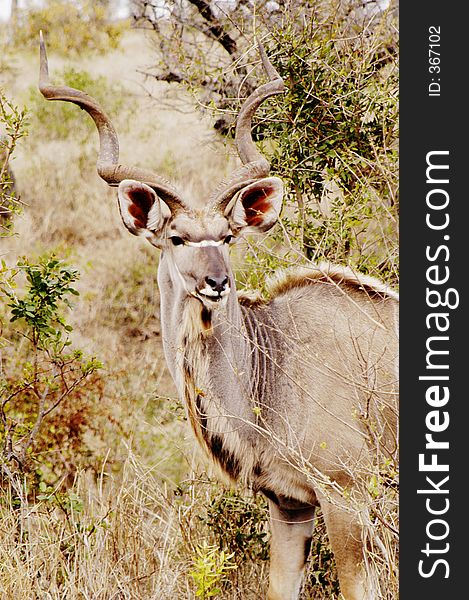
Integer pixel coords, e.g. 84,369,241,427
39,35,398,600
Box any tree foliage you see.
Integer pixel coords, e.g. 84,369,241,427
264,13,398,281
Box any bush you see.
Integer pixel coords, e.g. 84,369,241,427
0,92,28,231
180,482,341,598
13,0,125,55
0,253,103,498
261,17,398,285
200,487,270,563
189,541,237,599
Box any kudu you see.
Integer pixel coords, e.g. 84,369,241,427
39,34,398,600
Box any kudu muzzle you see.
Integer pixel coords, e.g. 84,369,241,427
194,247,231,305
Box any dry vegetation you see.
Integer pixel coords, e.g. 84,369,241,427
1,5,398,598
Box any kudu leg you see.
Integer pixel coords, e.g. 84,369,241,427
266,497,316,600
319,497,369,600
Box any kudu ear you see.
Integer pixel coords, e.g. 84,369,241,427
117,180,172,246
225,177,284,234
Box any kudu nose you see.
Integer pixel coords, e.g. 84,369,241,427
205,275,229,293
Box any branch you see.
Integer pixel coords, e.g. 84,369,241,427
19,384,49,465
136,67,241,100
187,0,238,56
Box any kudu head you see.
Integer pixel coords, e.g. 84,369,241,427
39,33,285,308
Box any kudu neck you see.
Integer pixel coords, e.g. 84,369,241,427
157,253,277,456
157,253,247,370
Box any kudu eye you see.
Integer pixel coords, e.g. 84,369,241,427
170,236,184,246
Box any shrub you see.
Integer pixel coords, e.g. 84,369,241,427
261,17,398,285
13,0,125,55
0,91,28,231
189,541,237,598
0,254,103,498
200,488,270,563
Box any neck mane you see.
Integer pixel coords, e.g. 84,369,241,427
158,256,264,482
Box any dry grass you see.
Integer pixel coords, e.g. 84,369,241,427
0,449,270,600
